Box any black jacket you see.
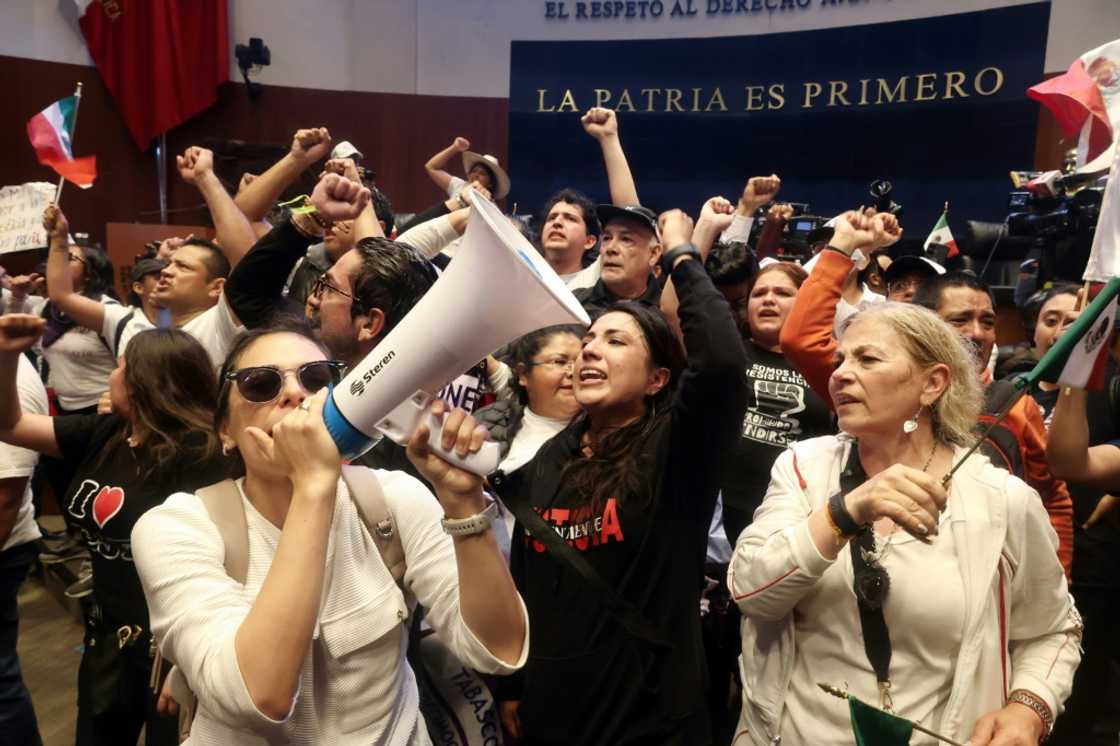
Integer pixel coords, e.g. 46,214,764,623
225,220,315,329
499,255,748,746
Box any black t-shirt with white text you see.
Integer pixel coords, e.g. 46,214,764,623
721,340,835,544
54,414,229,627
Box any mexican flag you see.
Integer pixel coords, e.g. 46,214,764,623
923,211,959,258
849,696,912,745
26,96,97,188
1024,277,1120,391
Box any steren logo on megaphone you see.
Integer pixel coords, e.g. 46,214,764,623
348,349,397,398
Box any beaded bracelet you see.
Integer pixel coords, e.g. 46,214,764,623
1008,689,1053,739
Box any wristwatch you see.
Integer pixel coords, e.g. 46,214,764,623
457,193,469,209
660,243,701,276
827,492,864,538
441,500,499,537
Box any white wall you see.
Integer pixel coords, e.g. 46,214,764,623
5,0,1118,98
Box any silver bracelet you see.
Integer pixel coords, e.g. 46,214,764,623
440,500,498,537
1008,689,1053,739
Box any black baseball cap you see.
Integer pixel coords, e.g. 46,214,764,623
883,255,945,286
130,258,167,284
595,204,658,235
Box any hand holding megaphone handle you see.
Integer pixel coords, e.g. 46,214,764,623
374,390,500,477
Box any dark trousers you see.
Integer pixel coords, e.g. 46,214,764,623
75,624,178,746
0,541,42,746
1048,585,1120,746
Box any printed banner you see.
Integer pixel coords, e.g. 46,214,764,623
509,3,1051,230
0,182,55,255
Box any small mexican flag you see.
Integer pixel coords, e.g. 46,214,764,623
850,696,913,745
26,95,97,188
1024,277,1120,391
924,210,959,258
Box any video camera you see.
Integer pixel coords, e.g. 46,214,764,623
964,169,1107,288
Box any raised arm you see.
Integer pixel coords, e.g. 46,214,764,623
0,315,60,458
234,127,332,223
320,158,384,243
425,137,471,194
1046,386,1120,488
178,147,258,268
661,196,735,341
725,175,781,245
42,204,106,332
224,173,370,328
581,108,639,206
779,210,897,404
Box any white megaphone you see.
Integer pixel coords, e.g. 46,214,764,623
322,195,591,475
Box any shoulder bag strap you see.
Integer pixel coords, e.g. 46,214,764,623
342,465,406,587
501,477,671,651
196,479,250,585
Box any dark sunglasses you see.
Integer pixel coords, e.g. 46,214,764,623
224,361,346,403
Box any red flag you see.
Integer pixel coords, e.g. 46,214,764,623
1028,41,1120,166
75,0,229,149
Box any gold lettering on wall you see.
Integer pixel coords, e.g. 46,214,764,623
745,85,765,111
943,71,969,99
616,89,636,112
914,73,938,102
768,84,785,109
537,89,556,112
974,67,1004,96
557,89,578,112
706,88,728,112
876,77,908,104
827,80,850,107
802,82,822,108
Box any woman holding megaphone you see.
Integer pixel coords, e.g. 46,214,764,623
131,320,527,744
495,209,749,746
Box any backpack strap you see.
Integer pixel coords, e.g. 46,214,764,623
110,308,136,355
195,479,250,585
342,465,406,587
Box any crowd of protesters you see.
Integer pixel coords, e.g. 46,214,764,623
0,105,1113,746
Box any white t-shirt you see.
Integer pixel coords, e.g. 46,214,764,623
561,261,600,291
781,511,964,745
41,294,121,410
104,294,242,370
446,175,467,198
1,355,48,551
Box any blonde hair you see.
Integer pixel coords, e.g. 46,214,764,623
842,302,983,446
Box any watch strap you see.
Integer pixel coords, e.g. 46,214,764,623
660,243,701,276
441,500,498,537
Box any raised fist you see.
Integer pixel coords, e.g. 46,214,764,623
658,209,695,253
310,172,370,222
9,273,44,301
829,210,878,255
321,158,361,183
766,203,795,222
0,314,47,355
741,175,781,211
176,146,214,186
581,107,619,140
698,196,736,234
42,204,69,241
869,212,903,250
453,137,471,152
290,127,332,164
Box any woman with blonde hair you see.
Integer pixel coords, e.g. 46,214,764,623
730,302,1080,746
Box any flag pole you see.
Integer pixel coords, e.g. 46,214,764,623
818,683,967,746
940,383,1029,487
53,82,84,205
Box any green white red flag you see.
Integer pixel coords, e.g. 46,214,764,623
923,211,959,258
25,96,96,188
1023,277,1120,391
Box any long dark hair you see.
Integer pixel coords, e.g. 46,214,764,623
215,317,331,478
561,301,685,515
97,329,221,478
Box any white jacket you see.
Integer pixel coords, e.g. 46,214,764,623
727,435,1081,745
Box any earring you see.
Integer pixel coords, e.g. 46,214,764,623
902,407,922,434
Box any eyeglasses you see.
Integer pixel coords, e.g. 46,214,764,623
888,277,922,296
225,361,346,403
311,274,355,302
526,357,575,372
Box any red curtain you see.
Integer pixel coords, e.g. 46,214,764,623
79,0,229,150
